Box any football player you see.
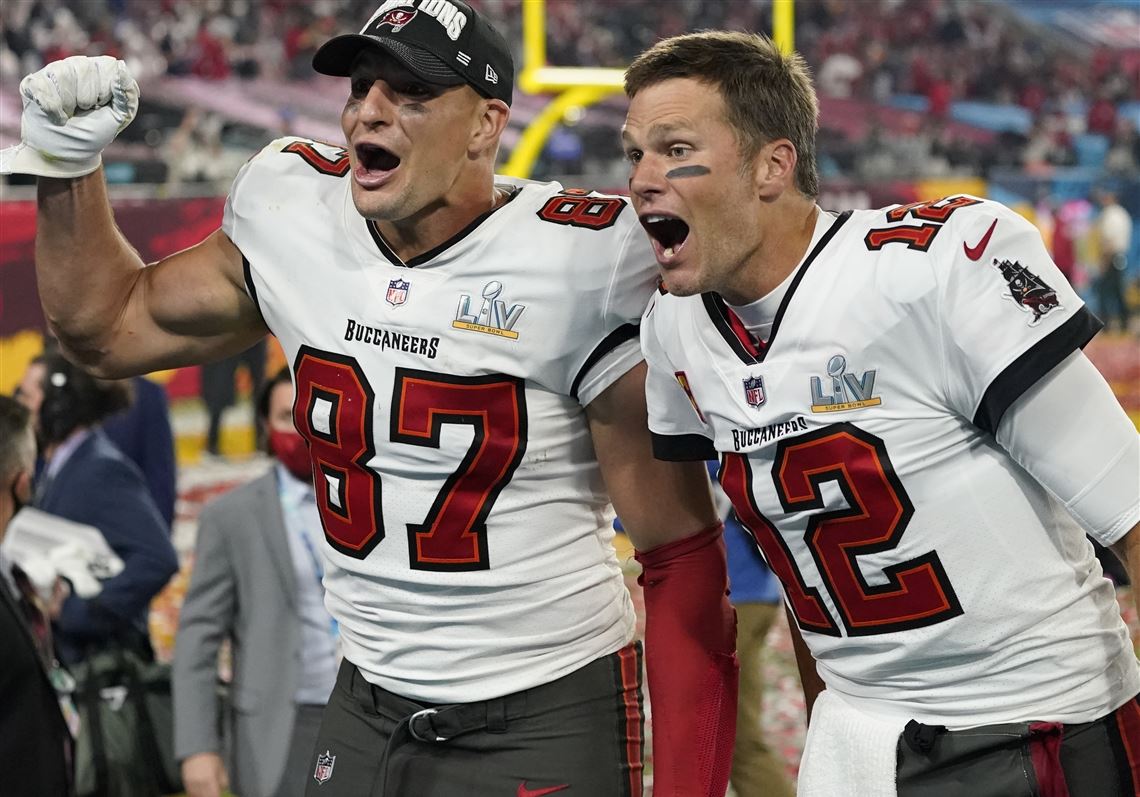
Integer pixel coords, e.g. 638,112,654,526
623,30,1140,797
3,4,737,797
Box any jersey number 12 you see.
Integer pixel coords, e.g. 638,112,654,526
720,424,963,637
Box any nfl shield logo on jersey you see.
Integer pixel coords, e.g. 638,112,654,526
313,750,336,784
386,278,410,307
743,375,766,408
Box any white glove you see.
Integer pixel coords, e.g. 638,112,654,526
0,55,139,178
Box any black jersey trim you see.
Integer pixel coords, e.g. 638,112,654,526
766,210,852,354
702,210,852,364
571,323,640,402
365,185,522,268
651,431,718,461
241,254,264,319
972,305,1103,436
702,294,762,364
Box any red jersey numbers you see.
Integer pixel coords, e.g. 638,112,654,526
721,453,839,636
391,369,527,571
293,348,527,570
537,192,626,229
721,423,963,637
885,196,981,224
864,223,940,252
282,140,351,177
864,195,981,251
294,349,383,557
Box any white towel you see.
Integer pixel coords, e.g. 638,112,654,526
0,506,123,601
797,690,908,797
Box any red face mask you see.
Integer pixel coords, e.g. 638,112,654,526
269,428,314,483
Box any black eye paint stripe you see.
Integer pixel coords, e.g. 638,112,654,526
665,165,710,179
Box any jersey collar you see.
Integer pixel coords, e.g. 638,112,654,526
364,185,522,268
703,210,851,364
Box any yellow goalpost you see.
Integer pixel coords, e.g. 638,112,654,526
501,0,796,179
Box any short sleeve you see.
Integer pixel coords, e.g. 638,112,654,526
642,293,717,461
222,148,263,311
572,216,659,407
938,204,1102,435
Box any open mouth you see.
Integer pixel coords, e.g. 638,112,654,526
641,214,691,260
355,142,401,173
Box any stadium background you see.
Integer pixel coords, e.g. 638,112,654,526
0,0,1138,792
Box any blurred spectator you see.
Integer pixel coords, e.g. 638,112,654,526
1087,89,1118,137
164,108,246,191
0,395,74,797
175,368,337,797
1106,118,1140,175
102,376,177,530
201,339,267,458
1049,200,1078,287
189,16,233,80
818,48,862,99
1093,186,1134,333
14,353,178,666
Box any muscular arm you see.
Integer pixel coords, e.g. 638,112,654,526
587,362,719,547
36,171,266,377
587,362,736,797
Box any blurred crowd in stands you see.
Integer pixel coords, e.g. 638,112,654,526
1,0,1138,184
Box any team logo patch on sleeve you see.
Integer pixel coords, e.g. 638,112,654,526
314,750,336,784
991,258,1061,325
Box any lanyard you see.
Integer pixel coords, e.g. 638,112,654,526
277,470,339,639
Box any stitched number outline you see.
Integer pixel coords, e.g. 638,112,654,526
720,424,963,636
293,348,527,569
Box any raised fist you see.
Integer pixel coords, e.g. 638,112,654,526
0,55,140,178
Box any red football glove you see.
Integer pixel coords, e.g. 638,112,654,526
636,522,738,797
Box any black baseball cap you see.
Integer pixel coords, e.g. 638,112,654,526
313,1,514,106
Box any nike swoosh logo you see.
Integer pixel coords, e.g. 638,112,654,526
963,218,998,261
517,784,570,797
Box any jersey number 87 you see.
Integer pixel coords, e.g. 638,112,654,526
293,346,527,571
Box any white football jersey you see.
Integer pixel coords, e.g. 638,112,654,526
223,137,656,702
643,196,1139,728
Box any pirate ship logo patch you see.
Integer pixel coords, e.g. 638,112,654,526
991,258,1061,326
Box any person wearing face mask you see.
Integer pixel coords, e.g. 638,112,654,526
174,366,338,797
0,394,74,796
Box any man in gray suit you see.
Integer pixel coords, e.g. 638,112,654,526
174,368,338,797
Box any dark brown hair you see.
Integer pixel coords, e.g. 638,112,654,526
625,31,819,197
34,353,133,445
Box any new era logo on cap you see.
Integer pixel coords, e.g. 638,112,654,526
313,0,514,105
